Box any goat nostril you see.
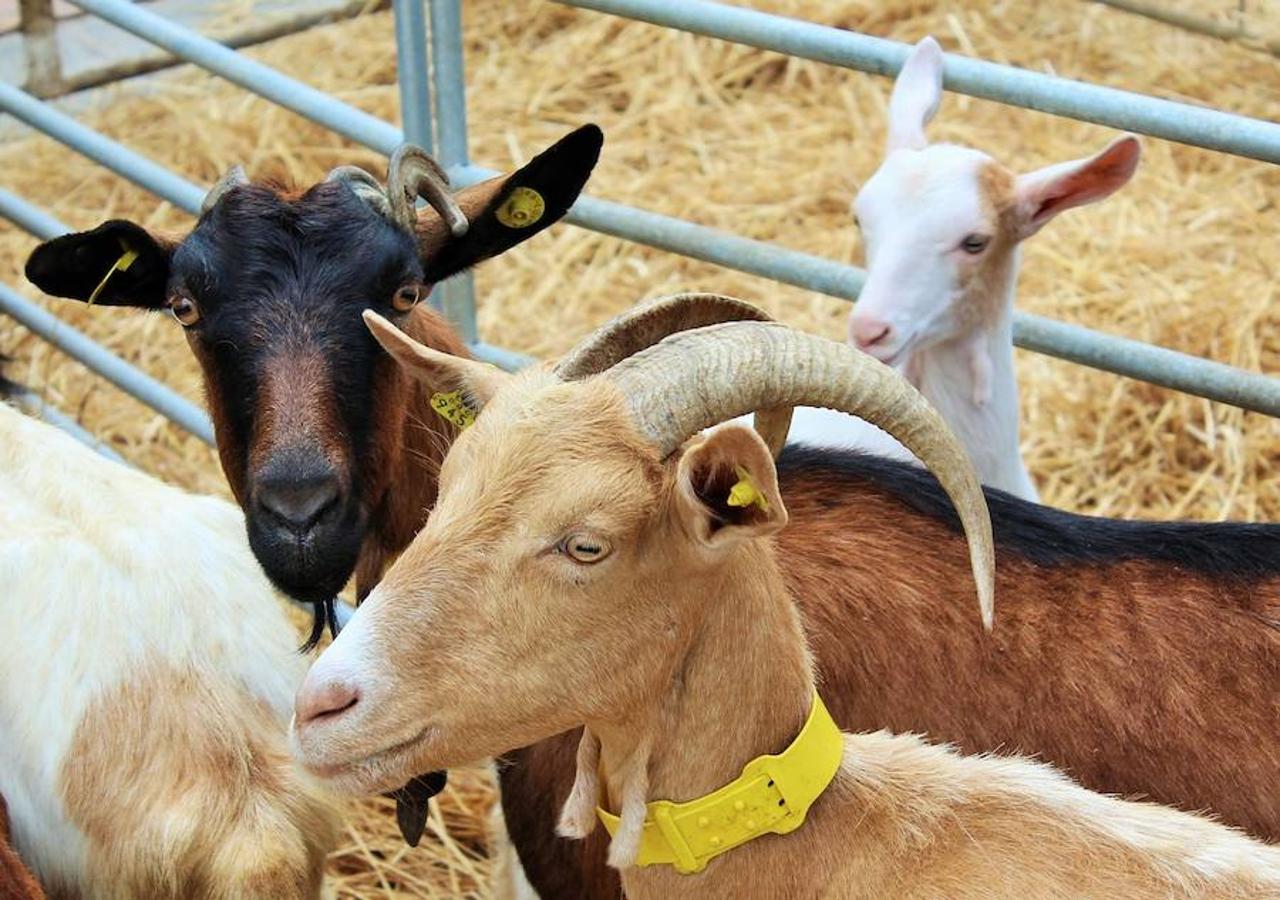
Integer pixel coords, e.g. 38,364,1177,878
256,478,340,532
851,316,892,349
297,680,360,726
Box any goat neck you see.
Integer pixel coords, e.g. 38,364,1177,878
907,271,1037,502
586,542,816,898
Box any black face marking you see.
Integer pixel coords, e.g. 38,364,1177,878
777,444,1280,578
171,183,424,638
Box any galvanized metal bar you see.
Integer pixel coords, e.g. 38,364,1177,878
555,0,1280,165
19,0,66,98
64,0,404,156
9,388,129,464
0,186,66,240
427,0,469,170
427,0,478,344
393,0,434,151
55,1,392,99
471,341,533,371
0,82,205,215
0,281,216,444
447,162,870,300
1013,314,1280,415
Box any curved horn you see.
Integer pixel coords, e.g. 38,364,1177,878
326,165,391,215
555,293,793,457
607,321,995,630
387,145,468,238
201,165,248,215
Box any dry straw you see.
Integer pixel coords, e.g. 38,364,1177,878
0,0,1276,895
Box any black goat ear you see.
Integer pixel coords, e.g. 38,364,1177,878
419,124,603,282
25,220,173,309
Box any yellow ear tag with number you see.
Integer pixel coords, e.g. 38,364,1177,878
430,390,476,430
495,186,545,229
86,243,140,305
727,466,769,512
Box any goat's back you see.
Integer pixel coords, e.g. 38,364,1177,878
0,405,336,897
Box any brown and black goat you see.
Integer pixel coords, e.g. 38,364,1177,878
25,125,603,646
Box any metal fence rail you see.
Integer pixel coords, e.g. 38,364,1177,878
1,0,1278,458
557,0,1280,165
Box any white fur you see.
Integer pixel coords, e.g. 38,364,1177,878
786,37,1137,504
0,402,319,894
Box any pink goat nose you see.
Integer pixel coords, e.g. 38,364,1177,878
295,675,360,726
850,315,892,349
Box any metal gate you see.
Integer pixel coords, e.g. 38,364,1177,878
2,0,1279,461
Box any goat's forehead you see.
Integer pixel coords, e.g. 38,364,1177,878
183,183,414,265
441,373,656,505
857,145,998,226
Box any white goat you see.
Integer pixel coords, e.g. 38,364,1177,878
786,36,1141,501
0,402,337,899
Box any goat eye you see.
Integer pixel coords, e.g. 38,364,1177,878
960,234,990,255
559,534,611,564
393,283,427,312
168,295,200,326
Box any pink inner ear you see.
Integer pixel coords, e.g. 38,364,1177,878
1027,138,1140,229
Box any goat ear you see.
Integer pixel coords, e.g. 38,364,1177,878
887,36,944,153
1013,134,1141,239
419,124,603,282
672,424,788,551
362,310,508,409
25,220,173,309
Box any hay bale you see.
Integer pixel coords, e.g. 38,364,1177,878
1,1,1275,894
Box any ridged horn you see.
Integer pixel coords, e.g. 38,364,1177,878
325,165,391,215
607,320,996,630
555,293,793,457
387,145,468,238
201,165,248,215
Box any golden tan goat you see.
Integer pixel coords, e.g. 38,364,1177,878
292,314,1280,899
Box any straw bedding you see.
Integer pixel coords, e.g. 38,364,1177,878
0,0,1275,895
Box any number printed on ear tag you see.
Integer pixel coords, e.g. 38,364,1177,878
430,391,476,429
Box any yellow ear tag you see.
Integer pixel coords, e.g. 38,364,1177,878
495,186,545,229
727,466,769,512
430,390,476,430
86,244,140,306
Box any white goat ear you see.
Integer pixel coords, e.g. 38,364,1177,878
673,424,788,551
887,36,944,152
362,309,508,409
1013,134,1141,239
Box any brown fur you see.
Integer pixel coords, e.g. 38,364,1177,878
955,161,1020,333
0,796,44,900
60,662,336,900
250,350,348,474
498,462,1280,898
352,306,467,599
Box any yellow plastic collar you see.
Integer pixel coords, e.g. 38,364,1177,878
596,694,842,874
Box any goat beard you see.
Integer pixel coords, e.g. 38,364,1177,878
300,598,340,654
389,771,450,846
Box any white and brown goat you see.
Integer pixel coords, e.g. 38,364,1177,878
788,36,1141,502
293,315,1280,899
0,402,336,898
